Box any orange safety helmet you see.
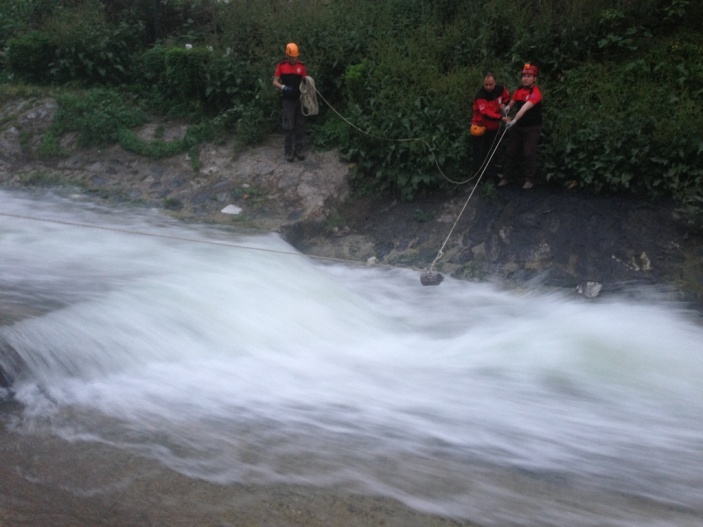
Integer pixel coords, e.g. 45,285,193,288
285,42,299,58
470,124,486,137
522,63,539,77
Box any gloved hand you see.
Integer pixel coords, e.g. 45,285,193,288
281,85,291,94
505,119,516,129
502,105,510,115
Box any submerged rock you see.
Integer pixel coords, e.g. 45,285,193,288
576,281,603,298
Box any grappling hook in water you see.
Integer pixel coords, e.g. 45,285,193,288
420,270,444,286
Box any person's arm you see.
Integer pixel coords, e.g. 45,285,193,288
273,75,285,91
500,87,511,112
502,94,515,121
511,101,534,124
506,87,541,124
477,100,502,120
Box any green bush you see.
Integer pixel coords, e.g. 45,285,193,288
0,0,60,47
544,31,703,199
138,44,268,119
5,1,143,86
52,88,146,147
1,0,702,221
164,46,208,102
6,32,56,84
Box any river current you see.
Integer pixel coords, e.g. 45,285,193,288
1,189,702,526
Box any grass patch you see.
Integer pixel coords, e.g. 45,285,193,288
325,212,347,233
0,83,48,104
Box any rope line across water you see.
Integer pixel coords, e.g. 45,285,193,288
0,211,391,269
3,86,508,281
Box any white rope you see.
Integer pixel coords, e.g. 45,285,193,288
3,86,511,282
301,78,512,276
299,76,319,116
0,211,398,270
307,79,467,188
427,126,509,273
306,79,501,189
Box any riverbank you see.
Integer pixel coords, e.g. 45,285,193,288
2,98,702,311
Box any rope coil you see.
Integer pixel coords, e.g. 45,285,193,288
299,76,319,116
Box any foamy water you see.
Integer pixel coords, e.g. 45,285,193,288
2,189,702,526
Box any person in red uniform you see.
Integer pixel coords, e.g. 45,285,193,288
273,42,307,162
471,72,511,180
500,63,543,190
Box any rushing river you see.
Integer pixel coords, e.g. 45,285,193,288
1,189,702,526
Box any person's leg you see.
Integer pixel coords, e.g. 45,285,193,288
502,130,522,185
472,135,487,175
483,128,500,179
293,102,306,159
282,100,297,161
521,125,542,188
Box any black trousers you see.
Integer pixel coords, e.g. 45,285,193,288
504,124,542,183
472,127,500,179
282,99,305,155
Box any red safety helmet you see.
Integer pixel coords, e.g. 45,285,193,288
522,63,539,77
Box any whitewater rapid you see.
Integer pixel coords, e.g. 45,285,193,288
2,189,702,526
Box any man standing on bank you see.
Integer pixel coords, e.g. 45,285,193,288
471,72,511,180
501,63,543,190
273,42,307,162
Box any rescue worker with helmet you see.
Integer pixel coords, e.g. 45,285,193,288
470,72,511,181
500,63,543,190
273,42,307,162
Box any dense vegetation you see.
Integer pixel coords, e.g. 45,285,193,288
1,0,702,222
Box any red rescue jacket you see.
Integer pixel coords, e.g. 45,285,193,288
472,85,511,131
510,84,543,127
275,59,307,100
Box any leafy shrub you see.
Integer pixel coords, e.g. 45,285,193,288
137,44,269,123
1,0,702,221
164,46,209,102
52,88,146,147
5,1,143,86
6,32,56,84
544,31,703,200
0,0,59,47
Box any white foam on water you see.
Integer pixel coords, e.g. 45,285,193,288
2,189,702,526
